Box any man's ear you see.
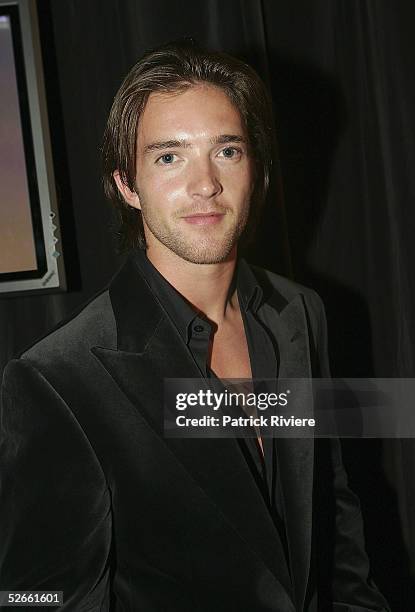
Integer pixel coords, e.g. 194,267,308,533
113,170,141,210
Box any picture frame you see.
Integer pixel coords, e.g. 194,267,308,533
0,0,66,295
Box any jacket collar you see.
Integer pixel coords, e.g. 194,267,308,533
108,253,165,354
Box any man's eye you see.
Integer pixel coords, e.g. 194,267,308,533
156,153,176,164
220,147,241,159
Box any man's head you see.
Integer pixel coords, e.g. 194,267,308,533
103,41,274,260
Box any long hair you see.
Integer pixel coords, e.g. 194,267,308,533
102,40,275,251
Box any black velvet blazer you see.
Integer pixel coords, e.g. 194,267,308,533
0,254,390,611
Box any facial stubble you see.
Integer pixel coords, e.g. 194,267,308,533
137,195,250,264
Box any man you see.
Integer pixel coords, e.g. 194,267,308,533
0,42,389,611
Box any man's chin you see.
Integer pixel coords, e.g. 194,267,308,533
171,245,235,265
144,222,243,264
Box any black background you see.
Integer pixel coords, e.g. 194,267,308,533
1,1,414,608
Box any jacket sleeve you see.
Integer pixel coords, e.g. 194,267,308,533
0,359,112,611
310,291,391,612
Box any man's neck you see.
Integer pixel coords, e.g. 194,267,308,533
145,245,239,326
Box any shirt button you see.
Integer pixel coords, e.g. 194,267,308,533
194,324,204,333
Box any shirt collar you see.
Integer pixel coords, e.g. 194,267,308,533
132,249,199,343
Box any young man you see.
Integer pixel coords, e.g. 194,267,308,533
0,42,389,611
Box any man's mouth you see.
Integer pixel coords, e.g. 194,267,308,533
181,212,226,226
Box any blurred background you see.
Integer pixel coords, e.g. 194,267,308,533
1,1,414,608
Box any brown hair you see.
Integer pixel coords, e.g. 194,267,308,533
102,40,275,251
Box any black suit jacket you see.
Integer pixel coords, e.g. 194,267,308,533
0,254,390,611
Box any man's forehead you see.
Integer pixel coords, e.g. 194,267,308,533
137,83,246,145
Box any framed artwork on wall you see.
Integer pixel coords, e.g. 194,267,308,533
0,0,66,295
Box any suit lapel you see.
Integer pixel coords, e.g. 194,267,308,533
91,256,296,609
259,293,314,612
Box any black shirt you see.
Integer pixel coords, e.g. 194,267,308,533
132,249,285,531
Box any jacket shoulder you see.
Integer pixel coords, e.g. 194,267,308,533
250,264,325,313
19,289,116,369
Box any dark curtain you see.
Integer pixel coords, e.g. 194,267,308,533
1,0,414,608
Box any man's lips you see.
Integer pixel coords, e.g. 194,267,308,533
181,212,226,225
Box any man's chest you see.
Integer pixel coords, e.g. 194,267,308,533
209,317,252,379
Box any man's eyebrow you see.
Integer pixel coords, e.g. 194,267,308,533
210,134,246,145
143,139,191,153
143,134,247,154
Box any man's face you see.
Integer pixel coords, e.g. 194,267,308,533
129,84,255,264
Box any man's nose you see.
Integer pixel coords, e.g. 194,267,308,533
188,158,222,199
